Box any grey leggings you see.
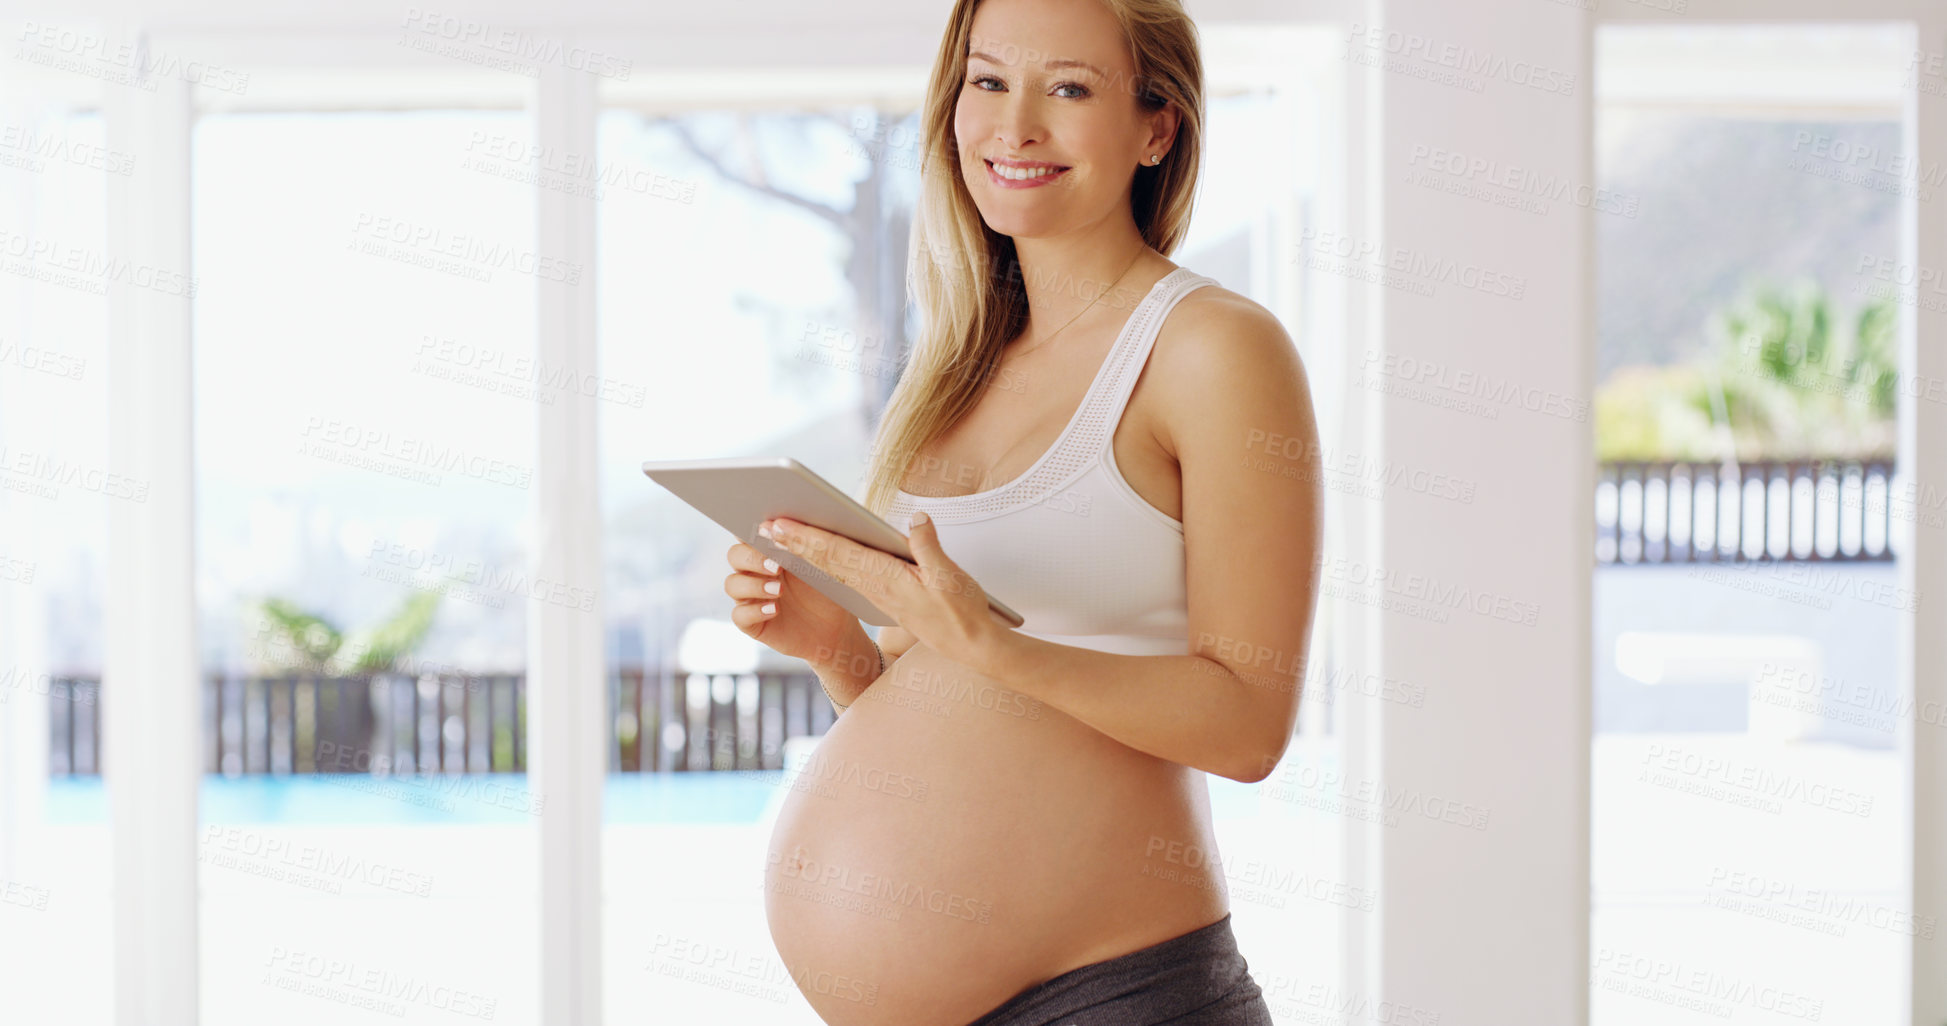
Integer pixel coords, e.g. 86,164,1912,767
962,913,1274,1026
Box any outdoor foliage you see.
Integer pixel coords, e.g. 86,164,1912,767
249,591,442,675
1596,278,1898,461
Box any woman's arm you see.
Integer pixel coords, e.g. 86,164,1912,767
812,622,918,714
877,624,920,660
957,298,1323,782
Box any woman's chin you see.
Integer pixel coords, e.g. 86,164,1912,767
978,211,1068,240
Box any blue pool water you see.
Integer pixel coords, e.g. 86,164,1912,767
45,772,785,825
43,769,1274,825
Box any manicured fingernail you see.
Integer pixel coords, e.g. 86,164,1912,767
758,523,773,540
764,580,780,595
761,602,776,615
763,558,779,574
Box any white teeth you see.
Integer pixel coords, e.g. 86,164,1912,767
993,162,1061,181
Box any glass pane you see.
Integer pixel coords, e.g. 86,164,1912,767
193,101,539,1024
1593,25,1912,1026
595,101,864,1024
0,100,114,1026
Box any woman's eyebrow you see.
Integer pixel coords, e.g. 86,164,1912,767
966,50,1107,78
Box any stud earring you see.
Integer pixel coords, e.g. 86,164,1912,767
1149,154,1162,165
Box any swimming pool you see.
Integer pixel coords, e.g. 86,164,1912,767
45,772,786,825
41,759,1290,825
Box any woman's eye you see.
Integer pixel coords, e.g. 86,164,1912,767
966,75,1089,99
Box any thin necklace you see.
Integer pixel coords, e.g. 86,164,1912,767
1012,243,1149,360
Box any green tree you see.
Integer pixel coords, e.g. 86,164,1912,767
250,591,442,675
1596,278,1898,461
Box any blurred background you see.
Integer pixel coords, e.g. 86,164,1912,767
0,2,1943,1025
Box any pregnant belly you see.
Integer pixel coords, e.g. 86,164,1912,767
763,641,1230,1026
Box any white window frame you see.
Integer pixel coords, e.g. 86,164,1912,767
24,1,1935,1024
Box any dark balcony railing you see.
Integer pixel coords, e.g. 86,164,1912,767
1597,457,1905,565
46,457,1902,775
48,669,835,779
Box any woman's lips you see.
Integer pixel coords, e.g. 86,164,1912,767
984,159,1071,189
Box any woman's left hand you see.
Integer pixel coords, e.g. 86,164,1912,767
758,510,1002,669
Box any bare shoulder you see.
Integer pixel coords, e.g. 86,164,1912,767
1146,284,1312,454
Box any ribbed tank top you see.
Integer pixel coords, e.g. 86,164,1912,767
886,266,1218,656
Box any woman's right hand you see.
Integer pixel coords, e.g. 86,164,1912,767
723,541,865,670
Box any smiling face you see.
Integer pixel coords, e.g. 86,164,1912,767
953,0,1174,240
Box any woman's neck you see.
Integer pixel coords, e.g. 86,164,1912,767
1008,228,1157,337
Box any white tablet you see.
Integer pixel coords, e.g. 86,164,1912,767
640,456,1025,629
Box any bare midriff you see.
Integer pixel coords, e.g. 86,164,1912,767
763,640,1230,1026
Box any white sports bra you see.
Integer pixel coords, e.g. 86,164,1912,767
885,266,1218,656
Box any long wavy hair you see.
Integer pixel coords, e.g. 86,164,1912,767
859,0,1205,517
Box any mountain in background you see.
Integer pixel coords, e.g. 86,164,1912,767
1598,116,1901,381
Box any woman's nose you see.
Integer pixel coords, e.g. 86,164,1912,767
994,95,1045,150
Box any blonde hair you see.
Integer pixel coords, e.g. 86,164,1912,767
859,0,1205,517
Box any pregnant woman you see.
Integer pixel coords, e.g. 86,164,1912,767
723,0,1322,1022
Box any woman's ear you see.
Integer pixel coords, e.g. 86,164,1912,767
1146,102,1181,160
